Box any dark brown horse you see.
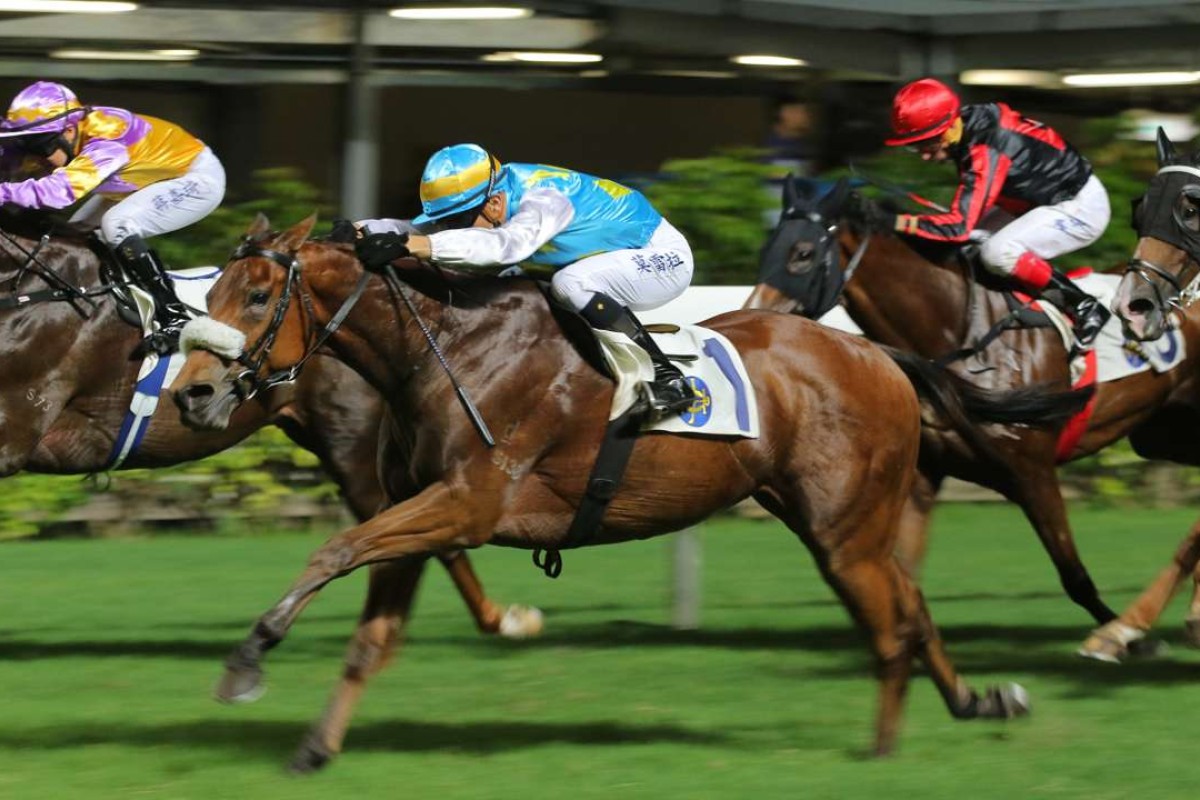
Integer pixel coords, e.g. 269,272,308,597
747,177,1200,656
1077,129,1200,660
168,213,1056,772
0,218,540,638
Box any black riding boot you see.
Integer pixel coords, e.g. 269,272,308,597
580,293,695,419
114,235,192,353
1046,272,1111,347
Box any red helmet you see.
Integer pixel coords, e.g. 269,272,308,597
885,78,961,146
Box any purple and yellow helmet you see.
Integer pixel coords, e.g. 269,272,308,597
0,81,87,140
412,143,502,229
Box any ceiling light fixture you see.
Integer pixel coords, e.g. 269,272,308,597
731,55,806,68
960,69,1058,87
389,6,532,20
0,0,137,10
1062,71,1200,88
51,48,200,61
484,51,602,64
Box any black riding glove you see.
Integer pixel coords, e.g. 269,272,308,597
329,218,360,244
355,232,410,271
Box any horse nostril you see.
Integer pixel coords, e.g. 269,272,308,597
175,382,215,411
1126,298,1154,317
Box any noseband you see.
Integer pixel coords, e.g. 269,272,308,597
1125,164,1200,315
228,238,370,400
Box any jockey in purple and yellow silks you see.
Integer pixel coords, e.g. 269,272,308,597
354,143,697,418
0,81,226,347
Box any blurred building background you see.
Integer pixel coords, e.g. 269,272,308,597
4,0,1200,535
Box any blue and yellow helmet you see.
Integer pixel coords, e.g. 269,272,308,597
412,143,502,229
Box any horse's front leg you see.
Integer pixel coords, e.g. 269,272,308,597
1080,517,1200,663
290,557,427,774
215,480,498,703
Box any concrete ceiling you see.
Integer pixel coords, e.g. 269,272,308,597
0,0,1197,89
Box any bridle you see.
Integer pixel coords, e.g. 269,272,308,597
1124,163,1200,316
228,237,370,401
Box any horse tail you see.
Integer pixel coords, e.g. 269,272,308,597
883,346,1093,430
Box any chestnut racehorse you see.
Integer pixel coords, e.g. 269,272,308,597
168,214,1075,772
747,177,1200,658
1078,129,1200,660
0,215,538,638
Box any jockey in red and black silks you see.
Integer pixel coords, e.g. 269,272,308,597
879,77,1112,347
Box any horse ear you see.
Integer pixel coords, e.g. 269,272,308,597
274,213,319,253
818,177,851,218
782,173,799,215
1156,127,1178,167
246,212,270,239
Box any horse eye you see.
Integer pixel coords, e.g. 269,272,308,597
796,247,815,260
248,289,270,306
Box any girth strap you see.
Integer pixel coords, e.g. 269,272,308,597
532,407,641,578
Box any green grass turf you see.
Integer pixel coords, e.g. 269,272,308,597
1,504,1198,799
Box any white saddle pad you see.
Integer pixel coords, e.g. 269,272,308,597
594,325,759,438
1038,272,1186,384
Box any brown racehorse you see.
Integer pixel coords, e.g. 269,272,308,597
168,213,1060,772
0,215,539,639
1077,129,1200,660
747,176,1200,656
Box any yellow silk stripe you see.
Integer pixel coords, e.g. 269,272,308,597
420,155,497,202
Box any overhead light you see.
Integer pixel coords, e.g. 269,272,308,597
651,70,737,80
731,55,806,68
484,51,602,64
0,0,137,10
51,48,200,61
388,6,531,20
960,69,1059,87
1062,71,1200,88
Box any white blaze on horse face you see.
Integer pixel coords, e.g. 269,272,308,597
179,317,247,360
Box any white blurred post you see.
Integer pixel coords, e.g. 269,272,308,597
340,8,379,220
672,527,702,630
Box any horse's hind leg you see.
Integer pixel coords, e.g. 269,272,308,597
1011,467,1117,624
1079,517,1200,663
893,470,942,578
1187,557,1200,648
818,552,917,756
438,551,543,638
291,557,427,774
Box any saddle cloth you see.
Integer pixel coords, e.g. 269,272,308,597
594,325,760,439
107,266,220,469
1031,271,1186,384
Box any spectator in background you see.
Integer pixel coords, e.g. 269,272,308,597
763,95,819,225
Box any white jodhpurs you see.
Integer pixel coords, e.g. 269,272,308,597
549,219,694,313
978,174,1110,276
71,147,226,245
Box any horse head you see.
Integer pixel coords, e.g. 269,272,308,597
745,175,851,316
172,212,337,430
1115,127,1200,341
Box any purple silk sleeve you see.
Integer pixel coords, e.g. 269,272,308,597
0,137,130,209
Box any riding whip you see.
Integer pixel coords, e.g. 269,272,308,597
383,263,496,448
849,163,950,213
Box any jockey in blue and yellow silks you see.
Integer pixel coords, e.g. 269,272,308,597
357,143,696,418
0,81,226,347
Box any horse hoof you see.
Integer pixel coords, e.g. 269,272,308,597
499,605,545,639
1185,618,1200,648
980,683,1031,719
1077,633,1126,664
214,665,266,704
288,735,334,775
1127,637,1169,659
